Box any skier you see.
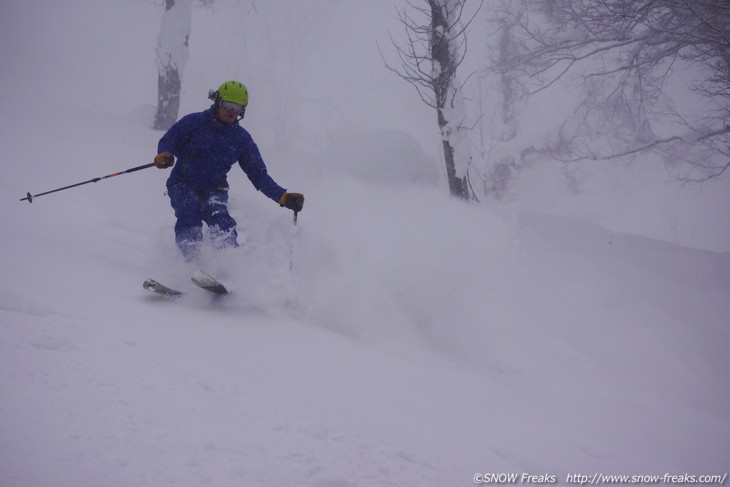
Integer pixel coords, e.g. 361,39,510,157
153,80,304,262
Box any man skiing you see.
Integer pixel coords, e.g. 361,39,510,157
154,80,304,262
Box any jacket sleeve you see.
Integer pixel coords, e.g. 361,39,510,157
157,114,198,155
238,140,287,202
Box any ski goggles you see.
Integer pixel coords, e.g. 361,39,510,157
220,99,246,114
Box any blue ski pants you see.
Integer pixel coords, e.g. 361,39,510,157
168,183,238,261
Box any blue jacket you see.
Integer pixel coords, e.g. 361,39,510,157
158,108,286,202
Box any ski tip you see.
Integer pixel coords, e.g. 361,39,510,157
191,271,230,295
191,270,216,281
144,278,184,297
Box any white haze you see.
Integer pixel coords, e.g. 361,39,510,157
1,1,729,486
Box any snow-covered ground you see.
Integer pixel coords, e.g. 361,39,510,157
1,2,729,486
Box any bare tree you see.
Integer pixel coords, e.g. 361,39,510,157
492,0,730,183
382,0,483,199
476,10,531,200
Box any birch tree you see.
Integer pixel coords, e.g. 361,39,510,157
383,0,482,200
153,0,193,131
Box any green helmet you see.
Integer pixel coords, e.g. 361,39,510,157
209,80,249,106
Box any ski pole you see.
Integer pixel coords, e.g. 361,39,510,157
20,163,156,203
289,211,299,271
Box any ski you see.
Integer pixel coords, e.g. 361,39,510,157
143,278,184,297
143,271,229,298
191,270,230,295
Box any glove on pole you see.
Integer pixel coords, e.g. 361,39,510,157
278,192,304,212
20,163,156,203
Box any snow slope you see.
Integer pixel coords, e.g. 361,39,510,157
2,1,730,486
2,110,729,485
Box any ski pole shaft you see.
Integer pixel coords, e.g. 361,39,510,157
289,211,299,271
20,162,156,203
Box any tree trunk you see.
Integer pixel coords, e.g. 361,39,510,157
430,1,469,200
437,108,469,199
153,0,191,131
154,64,181,131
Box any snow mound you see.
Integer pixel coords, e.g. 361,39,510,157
318,129,440,186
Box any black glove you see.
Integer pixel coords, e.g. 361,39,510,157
278,192,304,212
154,152,174,169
